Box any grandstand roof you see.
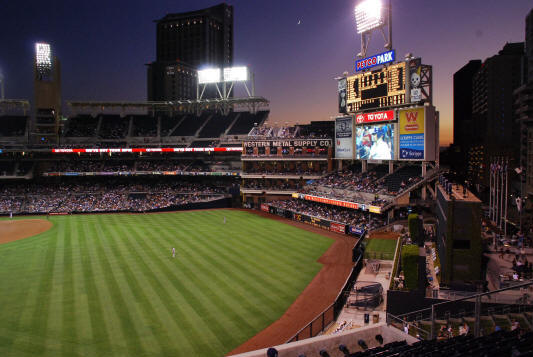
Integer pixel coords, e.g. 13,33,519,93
67,97,269,114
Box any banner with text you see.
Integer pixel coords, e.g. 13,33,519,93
335,116,354,159
399,107,425,160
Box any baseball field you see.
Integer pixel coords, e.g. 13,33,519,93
0,209,335,357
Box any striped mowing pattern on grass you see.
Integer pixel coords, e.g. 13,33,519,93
0,210,333,357
364,238,398,260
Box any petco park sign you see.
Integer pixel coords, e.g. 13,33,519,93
355,110,395,124
355,50,395,71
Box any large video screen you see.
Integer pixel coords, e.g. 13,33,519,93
356,124,394,160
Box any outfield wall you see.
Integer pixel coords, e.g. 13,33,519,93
260,203,365,239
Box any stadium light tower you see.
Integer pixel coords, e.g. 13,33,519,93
354,0,392,58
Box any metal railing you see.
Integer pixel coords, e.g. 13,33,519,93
387,281,533,340
286,251,364,343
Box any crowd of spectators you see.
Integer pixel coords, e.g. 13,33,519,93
270,199,386,230
0,180,226,214
136,160,191,172
44,159,225,173
243,162,325,176
242,179,300,191
295,165,423,207
309,166,387,193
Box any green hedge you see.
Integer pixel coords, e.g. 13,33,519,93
401,244,419,290
408,213,420,243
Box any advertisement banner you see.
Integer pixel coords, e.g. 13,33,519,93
399,107,425,160
355,110,395,125
261,204,269,212
338,78,347,114
330,222,347,234
303,194,359,210
368,205,382,214
349,226,366,236
335,116,354,159
243,139,332,148
355,124,394,160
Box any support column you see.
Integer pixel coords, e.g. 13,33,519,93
389,161,393,174
474,294,481,338
362,160,367,173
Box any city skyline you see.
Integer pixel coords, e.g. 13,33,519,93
0,0,531,146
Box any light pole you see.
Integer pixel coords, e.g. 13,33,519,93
515,167,525,232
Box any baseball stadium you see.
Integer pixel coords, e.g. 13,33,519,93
1,1,532,357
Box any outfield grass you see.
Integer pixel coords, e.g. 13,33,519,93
364,238,398,260
0,210,333,357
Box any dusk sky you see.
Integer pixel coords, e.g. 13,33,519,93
1,0,532,146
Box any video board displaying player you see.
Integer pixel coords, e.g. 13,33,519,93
355,123,394,160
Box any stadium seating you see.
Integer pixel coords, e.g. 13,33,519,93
0,161,15,176
131,115,157,137
198,112,238,138
228,111,269,135
346,330,533,357
98,114,128,139
270,199,386,230
0,179,228,214
64,114,99,137
174,112,210,136
160,114,185,136
0,115,28,136
384,165,422,194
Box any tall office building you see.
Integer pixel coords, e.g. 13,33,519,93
469,42,524,189
527,9,533,82
147,3,233,101
453,60,481,174
515,9,533,197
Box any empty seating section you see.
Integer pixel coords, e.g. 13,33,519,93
384,165,422,195
189,140,216,148
174,113,210,136
227,111,269,135
56,111,269,143
0,162,15,176
65,115,98,137
160,115,184,136
16,162,33,175
98,115,128,139
131,115,157,136
198,113,236,138
0,116,27,136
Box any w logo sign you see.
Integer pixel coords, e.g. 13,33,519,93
406,111,418,122
404,110,420,131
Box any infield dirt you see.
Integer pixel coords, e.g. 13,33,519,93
0,219,53,244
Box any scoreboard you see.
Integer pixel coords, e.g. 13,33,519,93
346,61,406,112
